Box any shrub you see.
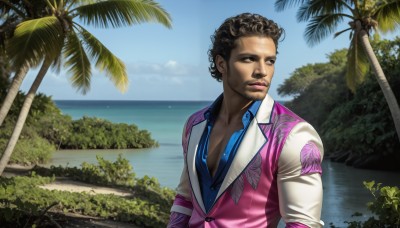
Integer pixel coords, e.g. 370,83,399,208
0,123,54,165
344,181,400,227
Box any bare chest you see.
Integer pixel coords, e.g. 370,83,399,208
206,121,243,177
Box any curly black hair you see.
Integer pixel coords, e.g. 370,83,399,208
208,13,284,81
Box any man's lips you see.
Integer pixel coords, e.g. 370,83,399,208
248,81,267,87
246,81,269,91
248,81,269,89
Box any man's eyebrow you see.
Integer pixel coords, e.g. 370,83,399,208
236,53,277,59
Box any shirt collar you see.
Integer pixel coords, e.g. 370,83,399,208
248,99,261,118
204,94,223,122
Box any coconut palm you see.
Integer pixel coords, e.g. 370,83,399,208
275,0,400,142
0,1,48,126
0,0,172,175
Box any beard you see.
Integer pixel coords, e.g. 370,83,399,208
227,80,269,101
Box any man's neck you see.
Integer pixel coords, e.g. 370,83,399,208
219,94,253,125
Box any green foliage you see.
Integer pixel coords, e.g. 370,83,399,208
0,175,169,227
134,175,176,209
277,37,400,170
275,0,400,90
6,0,172,93
321,37,400,169
279,49,350,131
278,63,328,97
0,121,54,165
61,116,158,149
34,154,136,188
278,49,347,98
344,181,400,227
0,155,175,227
0,175,55,225
0,92,62,165
321,71,399,162
0,90,158,165
81,154,136,186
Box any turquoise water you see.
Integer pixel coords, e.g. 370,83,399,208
50,100,212,188
54,100,211,144
50,100,400,227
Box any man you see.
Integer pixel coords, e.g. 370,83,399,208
168,13,324,227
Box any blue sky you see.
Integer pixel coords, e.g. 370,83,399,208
18,0,385,101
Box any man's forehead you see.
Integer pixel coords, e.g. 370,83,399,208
232,36,277,53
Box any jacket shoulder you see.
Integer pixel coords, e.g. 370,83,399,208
188,106,208,125
272,101,305,123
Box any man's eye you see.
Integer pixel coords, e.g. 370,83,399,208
242,57,254,62
266,59,275,65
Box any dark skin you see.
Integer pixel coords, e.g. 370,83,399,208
206,36,276,177
206,104,249,177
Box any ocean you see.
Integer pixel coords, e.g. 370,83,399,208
50,100,400,226
51,100,212,188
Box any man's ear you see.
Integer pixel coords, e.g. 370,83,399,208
216,55,227,74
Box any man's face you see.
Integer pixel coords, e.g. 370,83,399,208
217,36,276,101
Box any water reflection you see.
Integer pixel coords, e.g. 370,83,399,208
321,160,399,226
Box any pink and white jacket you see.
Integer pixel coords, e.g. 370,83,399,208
169,95,324,227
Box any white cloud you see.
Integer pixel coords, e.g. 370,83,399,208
19,59,221,101
127,60,194,78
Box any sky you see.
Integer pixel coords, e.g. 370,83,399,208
18,0,382,101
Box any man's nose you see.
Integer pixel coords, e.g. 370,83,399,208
253,62,267,78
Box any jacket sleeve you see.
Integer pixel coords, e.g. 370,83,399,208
168,120,193,227
277,122,324,228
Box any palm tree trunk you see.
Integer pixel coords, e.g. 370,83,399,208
358,29,400,142
0,65,29,126
0,54,10,80
0,58,51,175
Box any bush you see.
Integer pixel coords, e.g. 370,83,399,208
344,181,400,227
61,117,158,149
0,155,175,227
0,175,169,227
0,123,54,165
81,154,136,186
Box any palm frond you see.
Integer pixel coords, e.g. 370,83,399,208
73,0,172,29
6,16,64,69
346,34,369,92
297,0,347,22
373,0,400,33
334,27,352,38
274,0,307,12
0,1,26,18
51,53,63,73
75,23,128,93
63,31,92,94
304,14,345,47
65,0,96,10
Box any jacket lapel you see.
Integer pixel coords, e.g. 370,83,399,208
186,120,207,213
216,95,275,199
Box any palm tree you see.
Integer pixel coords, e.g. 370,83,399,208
0,0,172,175
0,1,46,126
275,0,400,142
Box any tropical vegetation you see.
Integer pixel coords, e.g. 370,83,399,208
343,181,400,227
278,36,400,227
0,0,172,175
0,88,158,165
275,0,400,145
0,155,175,227
279,37,400,170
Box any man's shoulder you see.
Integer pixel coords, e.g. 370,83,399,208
271,101,305,123
185,105,209,127
271,101,320,138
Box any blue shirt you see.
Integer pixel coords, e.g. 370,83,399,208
195,95,261,212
